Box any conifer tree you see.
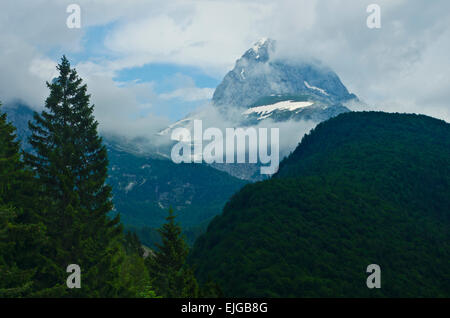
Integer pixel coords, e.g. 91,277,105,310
25,57,122,297
145,208,199,297
0,104,47,297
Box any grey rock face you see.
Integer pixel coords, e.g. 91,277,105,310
212,38,357,109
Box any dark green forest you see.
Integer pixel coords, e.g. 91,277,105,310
190,112,450,297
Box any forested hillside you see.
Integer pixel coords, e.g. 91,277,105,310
190,112,450,297
107,147,246,230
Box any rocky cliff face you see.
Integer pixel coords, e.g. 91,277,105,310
212,38,356,110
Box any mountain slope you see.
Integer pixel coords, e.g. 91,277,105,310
189,111,450,297
107,146,246,228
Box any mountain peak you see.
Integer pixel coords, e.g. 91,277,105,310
242,38,275,62
252,37,274,53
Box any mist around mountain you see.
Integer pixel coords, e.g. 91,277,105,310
158,38,360,180
189,111,450,297
162,38,357,131
1,101,246,248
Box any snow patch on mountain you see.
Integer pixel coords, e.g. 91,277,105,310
243,100,314,120
252,37,268,53
125,181,136,192
304,81,329,96
158,117,194,136
240,68,246,80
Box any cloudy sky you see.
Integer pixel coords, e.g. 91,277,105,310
0,0,449,138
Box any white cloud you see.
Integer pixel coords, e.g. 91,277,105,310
0,0,449,144
75,61,170,140
158,73,214,101
29,57,58,82
100,0,450,121
160,86,214,102
0,35,50,107
103,0,274,76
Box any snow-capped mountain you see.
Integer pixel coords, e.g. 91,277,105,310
160,38,357,136
212,38,356,109
157,38,361,179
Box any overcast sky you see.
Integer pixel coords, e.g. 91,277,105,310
0,0,449,138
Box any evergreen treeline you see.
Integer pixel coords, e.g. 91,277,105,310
0,57,204,298
190,112,450,297
0,104,47,297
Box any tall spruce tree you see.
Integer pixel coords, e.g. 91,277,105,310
0,104,47,297
145,208,199,297
25,57,123,297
